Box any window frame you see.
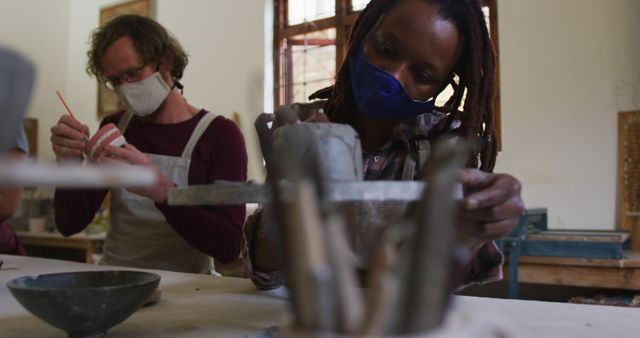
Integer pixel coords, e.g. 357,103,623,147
274,0,356,106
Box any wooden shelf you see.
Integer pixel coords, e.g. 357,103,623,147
505,253,640,290
16,231,105,264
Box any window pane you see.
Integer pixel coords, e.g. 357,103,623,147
352,0,371,11
288,0,335,25
435,86,455,108
435,73,462,108
278,29,336,104
482,6,491,37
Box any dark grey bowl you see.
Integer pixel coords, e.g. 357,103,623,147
7,270,161,338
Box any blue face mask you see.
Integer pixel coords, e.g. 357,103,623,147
349,43,437,119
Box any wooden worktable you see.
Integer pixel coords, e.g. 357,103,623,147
16,231,105,264
1,254,639,338
507,252,640,290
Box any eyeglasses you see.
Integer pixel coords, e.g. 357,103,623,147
104,64,147,90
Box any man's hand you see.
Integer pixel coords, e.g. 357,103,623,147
50,115,89,160
98,144,174,203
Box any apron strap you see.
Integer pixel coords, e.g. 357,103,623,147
181,112,217,159
117,110,217,159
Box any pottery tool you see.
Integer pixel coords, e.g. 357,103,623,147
55,90,88,141
169,122,469,336
265,135,329,331
324,214,364,333
279,152,333,329
302,139,364,335
360,236,400,336
0,160,156,187
394,137,468,334
168,180,428,205
285,180,334,330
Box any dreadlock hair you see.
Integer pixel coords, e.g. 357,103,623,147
87,15,189,86
309,0,497,172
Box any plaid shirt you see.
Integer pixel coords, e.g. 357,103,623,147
243,111,503,290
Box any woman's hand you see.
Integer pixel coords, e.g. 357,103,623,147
458,168,525,241
50,115,89,161
98,144,174,203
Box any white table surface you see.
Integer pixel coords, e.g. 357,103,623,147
1,254,639,338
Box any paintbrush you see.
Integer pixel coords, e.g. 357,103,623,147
324,213,364,334
55,90,89,142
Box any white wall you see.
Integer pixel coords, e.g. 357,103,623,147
497,0,640,229
1,0,638,230
65,0,121,157
155,0,270,181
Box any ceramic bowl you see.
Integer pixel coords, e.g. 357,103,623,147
7,270,160,338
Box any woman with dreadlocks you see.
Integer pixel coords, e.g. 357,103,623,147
245,0,524,290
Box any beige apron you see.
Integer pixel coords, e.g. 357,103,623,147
100,111,217,273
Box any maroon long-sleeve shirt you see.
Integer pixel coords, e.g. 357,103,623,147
55,110,248,264
0,222,26,255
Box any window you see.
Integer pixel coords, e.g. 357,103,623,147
274,0,359,105
274,0,501,143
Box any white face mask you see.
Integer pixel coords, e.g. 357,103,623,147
115,72,171,117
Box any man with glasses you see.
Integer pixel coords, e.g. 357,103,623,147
50,15,248,273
